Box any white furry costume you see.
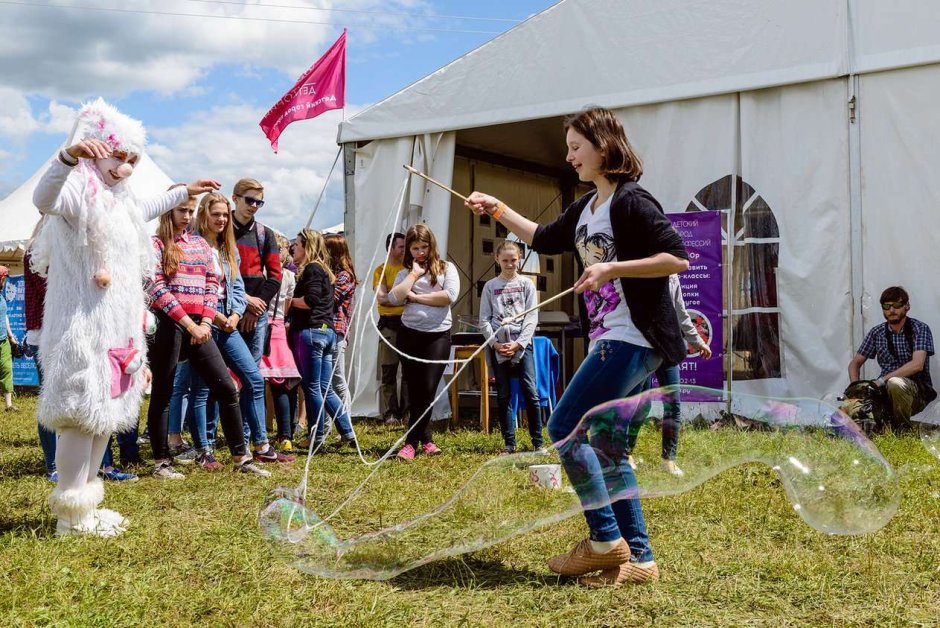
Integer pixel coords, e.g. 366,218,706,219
31,99,187,536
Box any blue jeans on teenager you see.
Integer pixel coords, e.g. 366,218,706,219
241,310,269,364
190,328,269,450
101,428,141,469
30,343,57,474
547,339,661,561
292,326,354,444
169,362,191,436
491,344,544,451
625,364,682,460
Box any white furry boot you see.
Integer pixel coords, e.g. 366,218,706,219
49,479,125,537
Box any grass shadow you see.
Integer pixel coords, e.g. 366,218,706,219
390,556,553,590
0,513,53,537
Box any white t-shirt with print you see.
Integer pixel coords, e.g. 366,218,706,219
574,193,652,351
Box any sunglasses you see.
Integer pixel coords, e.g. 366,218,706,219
236,194,265,208
881,301,907,311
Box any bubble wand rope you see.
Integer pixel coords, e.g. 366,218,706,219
298,178,411,501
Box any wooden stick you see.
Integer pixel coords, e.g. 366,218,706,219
502,286,576,325
403,164,469,202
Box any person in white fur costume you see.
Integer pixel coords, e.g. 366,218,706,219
31,98,220,537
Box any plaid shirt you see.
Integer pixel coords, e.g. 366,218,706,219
23,250,46,332
333,269,356,338
857,317,934,388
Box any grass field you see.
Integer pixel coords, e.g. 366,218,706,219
2,395,939,627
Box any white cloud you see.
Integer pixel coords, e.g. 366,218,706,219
147,102,361,235
0,0,433,99
0,89,40,142
0,90,77,143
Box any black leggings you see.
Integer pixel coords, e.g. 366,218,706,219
396,326,450,448
147,312,247,460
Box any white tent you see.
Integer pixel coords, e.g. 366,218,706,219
0,152,174,253
339,0,940,417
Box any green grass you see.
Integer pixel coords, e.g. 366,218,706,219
1,395,939,627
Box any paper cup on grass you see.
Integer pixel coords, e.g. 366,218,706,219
529,464,562,489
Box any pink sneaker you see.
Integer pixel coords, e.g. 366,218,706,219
422,442,442,456
397,444,416,460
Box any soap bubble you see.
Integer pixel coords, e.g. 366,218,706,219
260,387,899,580
914,400,940,461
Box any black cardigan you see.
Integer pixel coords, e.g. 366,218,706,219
531,182,689,366
289,264,335,331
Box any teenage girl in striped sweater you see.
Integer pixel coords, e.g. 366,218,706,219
146,193,269,478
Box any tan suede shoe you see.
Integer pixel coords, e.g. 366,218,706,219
546,538,631,576
578,561,660,587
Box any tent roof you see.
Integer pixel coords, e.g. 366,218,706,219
338,0,940,144
0,153,174,253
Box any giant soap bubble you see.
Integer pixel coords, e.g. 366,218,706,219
914,399,940,461
260,386,899,580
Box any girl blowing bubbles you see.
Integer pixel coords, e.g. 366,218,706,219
479,241,545,454
465,107,689,586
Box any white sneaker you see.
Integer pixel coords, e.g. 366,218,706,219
661,460,685,477
152,462,185,480
627,455,638,470
233,461,271,477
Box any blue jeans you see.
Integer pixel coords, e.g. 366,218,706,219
241,309,269,363
101,428,141,469
491,344,544,450
190,328,269,449
547,339,661,560
169,362,191,435
292,326,354,443
625,364,682,460
30,343,57,473
271,381,298,441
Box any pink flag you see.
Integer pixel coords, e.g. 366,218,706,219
260,30,346,153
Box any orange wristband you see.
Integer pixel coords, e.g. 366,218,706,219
491,201,506,221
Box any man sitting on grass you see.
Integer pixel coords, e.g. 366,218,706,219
846,286,936,431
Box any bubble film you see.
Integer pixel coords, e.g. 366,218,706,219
914,400,940,461
260,387,899,580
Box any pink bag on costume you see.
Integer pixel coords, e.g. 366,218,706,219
108,339,143,398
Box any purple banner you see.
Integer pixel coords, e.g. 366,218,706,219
658,212,723,400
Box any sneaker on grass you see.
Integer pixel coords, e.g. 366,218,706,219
253,446,295,463
167,442,194,458
152,461,185,480
173,447,199,465
196,451,223,472
100,467,139,482
234,460,271,477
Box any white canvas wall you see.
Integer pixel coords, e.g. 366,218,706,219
345,133,456,418
857,64,940,379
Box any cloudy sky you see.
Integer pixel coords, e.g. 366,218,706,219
0,0,556,234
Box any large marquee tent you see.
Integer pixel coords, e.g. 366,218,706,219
338,0,940,417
